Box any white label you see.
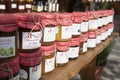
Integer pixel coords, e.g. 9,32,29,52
0,5,6,9
26,4,32,8
96,35,101,44
19,5,25,10
82,42,87,53
29,64,41,80
87,39,96,48
68,47,79,58
71,24,81,35
11,3,17,8
37,5,43,12
45,57,55,73
22,31,42,49
52,3,56,11
20,69,28,79
89,20,98,30
48,3,52,12
61,26,72,39
80,22,88,32
10,74,19,80
56,3,59,12
0,36,15,58
56,51,69,64
43,27,57,42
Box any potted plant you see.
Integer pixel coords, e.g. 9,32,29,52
95,41,115,80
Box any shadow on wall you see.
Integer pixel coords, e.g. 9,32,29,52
101,60,120,80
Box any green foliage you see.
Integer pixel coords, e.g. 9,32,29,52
96,41,115,66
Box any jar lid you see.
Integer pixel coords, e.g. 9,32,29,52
39,13,57,27
72,12,83,23
0,57,20,78
41,44,55,56
19,49,42,66
80,33,88,42
57,13,72,26
56,41,70,51
81,12,88,21
70,37,80,47
88,31,96,38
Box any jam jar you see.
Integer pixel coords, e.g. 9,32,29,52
16,13,43,53
39,13,58,46
68,37,80,59
79,32,88,54
0,57,20,80
71,12,82,38
56,41,70,66
0,0,7,13
56,13,72,42
19,49,42,80
0,14,18,60
41,43,55,74
25,0,32,13
18,0,26,13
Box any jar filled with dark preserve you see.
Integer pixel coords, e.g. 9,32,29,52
39,13,58,46
15,13,43,53
25,0,33,13
0,0,7,13
41,44,55,74
0,14,19,61
19,49,42,80
0,57,20,80
18,0,26,13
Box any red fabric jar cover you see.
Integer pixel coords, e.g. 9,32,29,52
38,13,57,27
70,37,80,47
0,14,18,32
41,44,55,56
80,33,88,42
56,41,70,51
72,12,82,23
81,12,89,22
56,13,72,26
15,13,42,30
88,31,96,38
19,49,42,67
0,57,20,78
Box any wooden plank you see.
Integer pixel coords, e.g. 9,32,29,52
41,32,118,80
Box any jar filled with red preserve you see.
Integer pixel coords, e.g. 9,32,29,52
15,13,43,53
41,43,55,74
39,13,58,46
19,49,42,80
0,57,20,80
56,13,72,42
56,41,70,66
0,14,18,60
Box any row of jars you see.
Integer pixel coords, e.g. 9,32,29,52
0,10,114,80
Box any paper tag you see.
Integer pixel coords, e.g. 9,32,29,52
0,36,15,58
45,57,55,73
26,4,32,8
43,27,56,42
29,64,41,80
22,31,42,49
83,42,87,52
11,3,17,8
20,69,28,80
68,47,79,58
0,5,6,9
61,26,72,39
87,39,96,48
56,51,69,64
71,24,81,35
19,5,25,10
80,22,88,32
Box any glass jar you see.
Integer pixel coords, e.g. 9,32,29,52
18,0,25,13
39,13,58,46
41,44,55,74
0,14,18,60
19,49,42,80
56,13,72,41
0,0,7,13
56,41,70,66
68,37,80,59
25,0,32,13
0,57,20,80
16,13,43,53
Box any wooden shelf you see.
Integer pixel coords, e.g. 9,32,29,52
41,32,118,80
